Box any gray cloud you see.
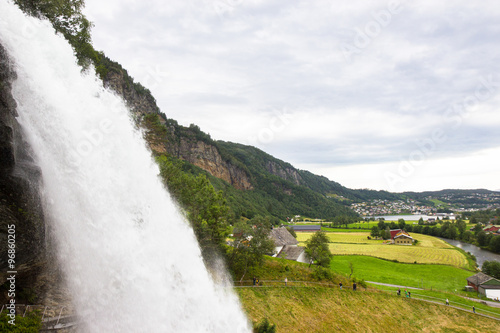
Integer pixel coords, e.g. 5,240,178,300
84,0,500,191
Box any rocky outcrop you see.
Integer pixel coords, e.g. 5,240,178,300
0,43,49,304
265,160,304,186
177,138,253,190
103,69,160,119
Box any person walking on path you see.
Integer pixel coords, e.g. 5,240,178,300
446,299,449,306
408,291,411,298
397,288,401,296
339,282,343,290
473,306,476,313
284,277,288,286
253,277,256,286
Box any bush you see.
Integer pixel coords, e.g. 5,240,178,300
0,310,42,332
254,318,276,333
311,266,334,281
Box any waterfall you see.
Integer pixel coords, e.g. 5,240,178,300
0,2,250,332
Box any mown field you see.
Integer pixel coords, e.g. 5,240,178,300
296,232,469,268
237,287,500,333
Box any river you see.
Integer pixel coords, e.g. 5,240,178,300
438,238,500,267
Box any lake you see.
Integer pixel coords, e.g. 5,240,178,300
371,214,430,221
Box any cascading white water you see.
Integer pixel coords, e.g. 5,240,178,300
0,2,251,332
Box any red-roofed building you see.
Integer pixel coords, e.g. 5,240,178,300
390,229,414,245
390,229,402,239
484,226,500,233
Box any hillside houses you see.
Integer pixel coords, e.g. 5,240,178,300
351,199,435,216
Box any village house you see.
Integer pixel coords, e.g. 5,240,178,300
483,225,500,234
466,272,500,300
269,227,308,263
390,229,414,245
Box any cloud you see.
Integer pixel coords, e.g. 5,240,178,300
84,0,500,191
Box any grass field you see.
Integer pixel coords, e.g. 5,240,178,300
235,256,498,332
331,255,473,292
297,232,469,268
237,287,500,333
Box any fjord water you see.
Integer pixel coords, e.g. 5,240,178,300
0,2,250,332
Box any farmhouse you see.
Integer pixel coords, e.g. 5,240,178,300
269,227,308,263
483,225,500,234
466,272,500,300
390,229,414,245
290,225,321,232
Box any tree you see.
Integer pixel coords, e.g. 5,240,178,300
445,225,458,240
398,218,406,230
13,0,99,69
157,155,231,265
380,227,391,240
377,220,386,230
305,230,332,268
456,219,466,235
227,216,275,282
482,260,500,279
476,231,488,247
472,223,483,234
370,226,380,238
489,235,500,254
461,230,473,242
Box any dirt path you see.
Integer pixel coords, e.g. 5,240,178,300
366,281,423,290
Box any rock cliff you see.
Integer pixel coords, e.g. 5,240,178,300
0,43,50,304
177,138,253,190
265,160,304,187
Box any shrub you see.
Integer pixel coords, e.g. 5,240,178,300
311,266,334,281
0,310,42,332
254,318,276,333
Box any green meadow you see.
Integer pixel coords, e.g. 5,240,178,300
330,255,473,292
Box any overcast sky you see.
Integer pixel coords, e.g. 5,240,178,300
83,0,500,193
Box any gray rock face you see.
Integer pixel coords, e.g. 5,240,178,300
0,42,47,304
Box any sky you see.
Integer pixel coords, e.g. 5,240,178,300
83,0,500,193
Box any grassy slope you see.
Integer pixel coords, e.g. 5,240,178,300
237,286,499,333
